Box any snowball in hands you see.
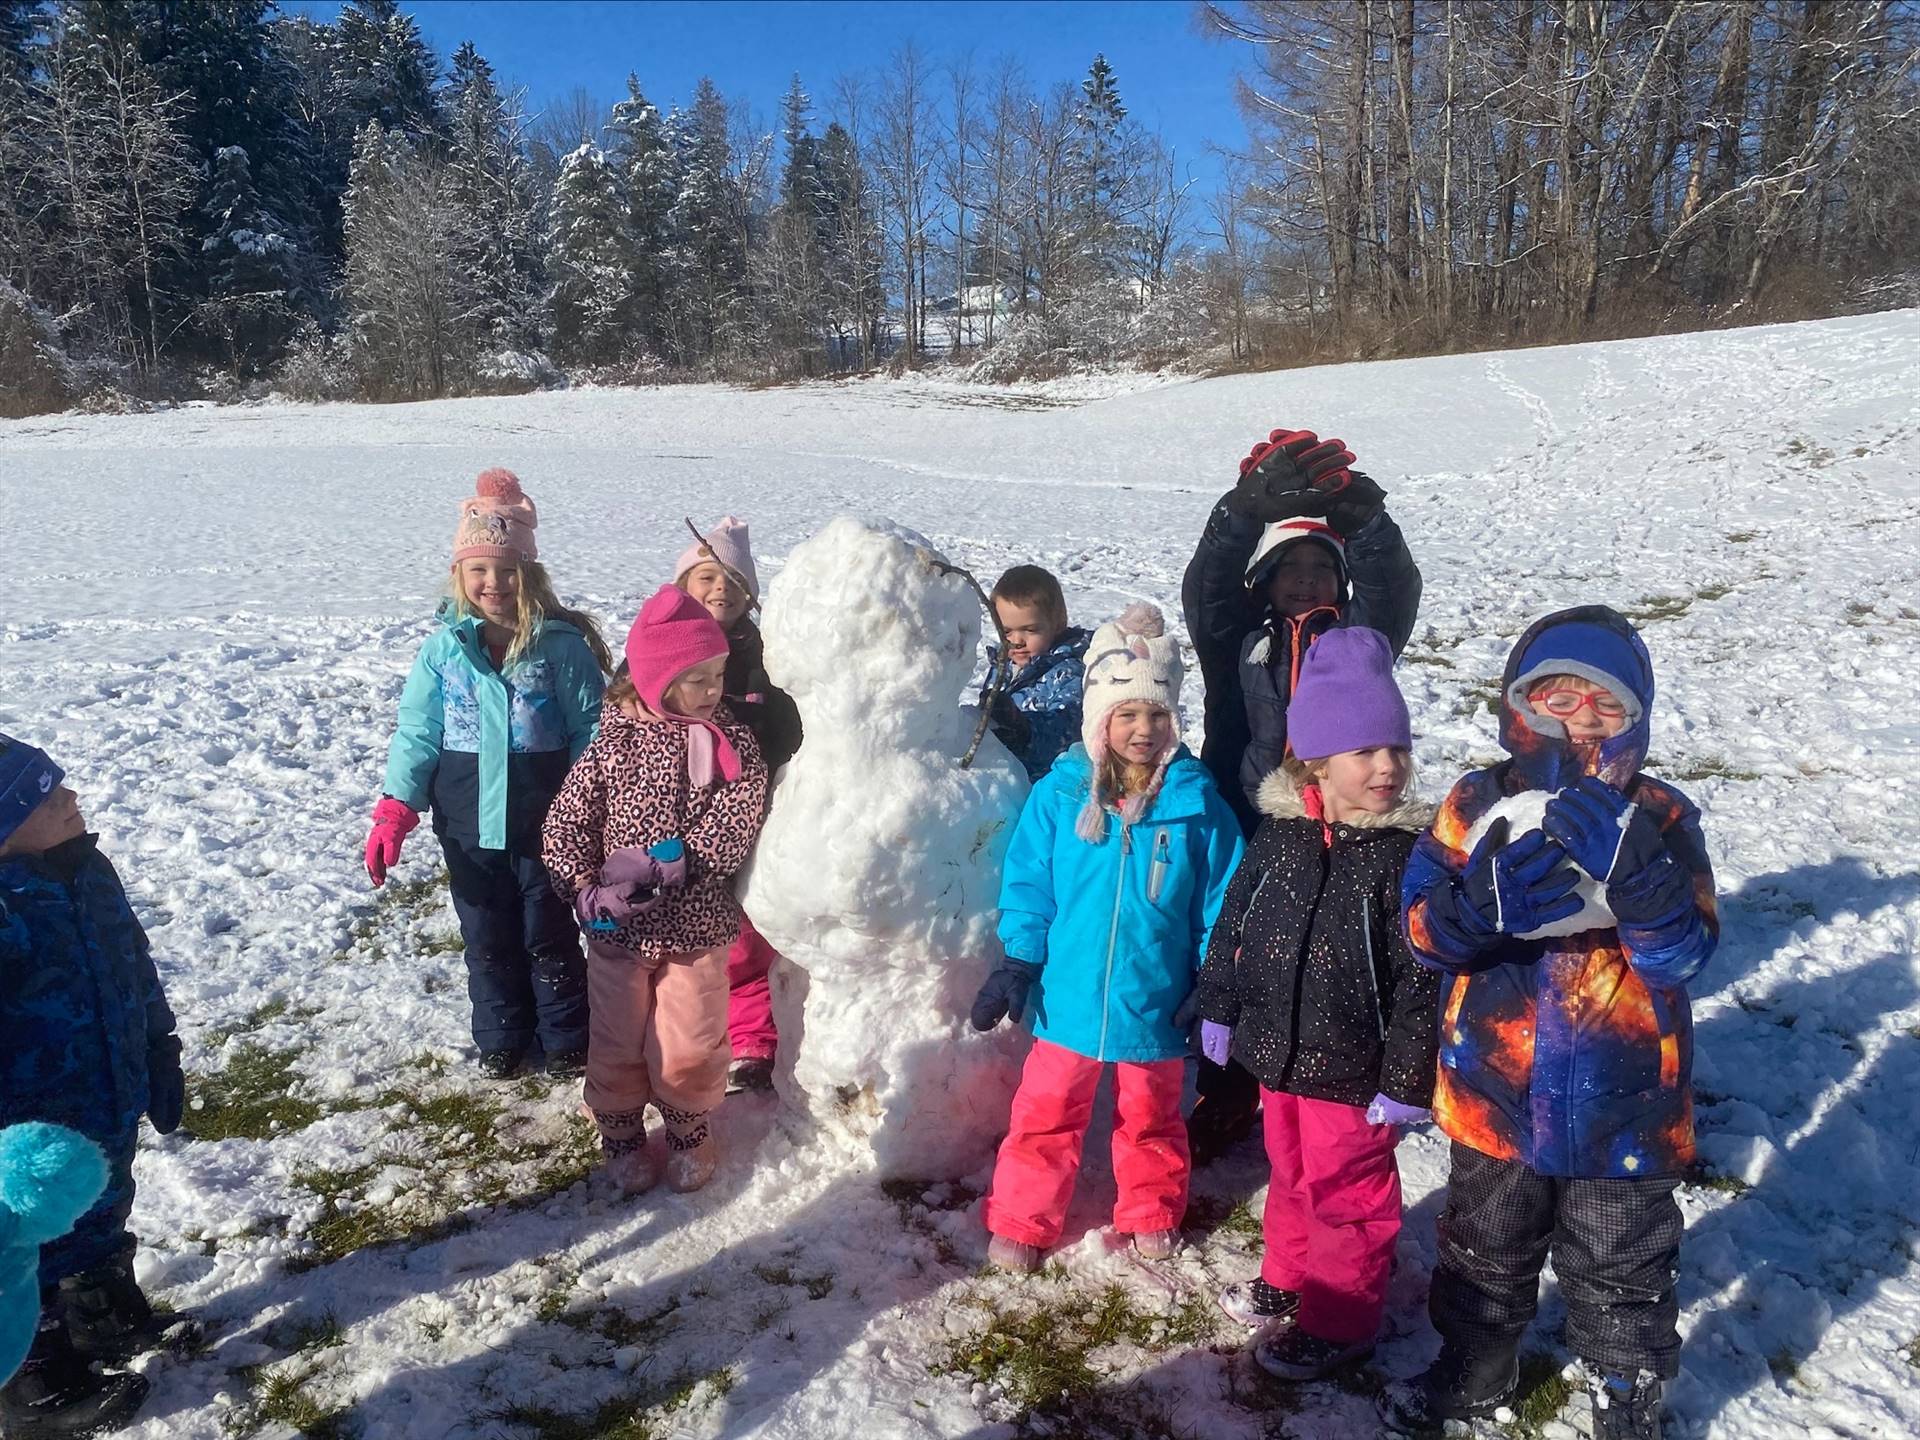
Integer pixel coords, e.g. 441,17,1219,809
739,517,1031,1179
1461,790,1616,939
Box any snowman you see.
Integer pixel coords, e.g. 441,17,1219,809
1461,791,1616,938
739,517,1031,1179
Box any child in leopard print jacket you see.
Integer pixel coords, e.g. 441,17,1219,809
542,586,768,1195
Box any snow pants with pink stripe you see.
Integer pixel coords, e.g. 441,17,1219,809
983,1038,1189,1248
1260,1088,1404,1344
725,916,779,1062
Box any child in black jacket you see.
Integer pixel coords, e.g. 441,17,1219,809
1193,630,1440,1382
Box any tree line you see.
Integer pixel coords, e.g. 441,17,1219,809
1,0,1914,414
0,0,1203,409
1207,0,1920,356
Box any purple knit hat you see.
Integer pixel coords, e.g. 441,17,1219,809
1286,627,1411,761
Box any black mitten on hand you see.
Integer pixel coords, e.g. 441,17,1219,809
971,961,1042,1032
147,1034,185,1135
1225,430,1355,522
1322,470,1388,536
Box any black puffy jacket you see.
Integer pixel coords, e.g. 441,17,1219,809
1193,768,1441,1108
1181,491,1422,835
724,619,803,772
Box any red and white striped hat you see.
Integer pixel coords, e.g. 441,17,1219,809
1244,516,1347,590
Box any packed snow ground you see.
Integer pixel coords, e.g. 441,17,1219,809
4,309,1920,1440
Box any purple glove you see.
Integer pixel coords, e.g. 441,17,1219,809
575,841,687,933
1200,1022,1233,1067
1365,1092,1431,1128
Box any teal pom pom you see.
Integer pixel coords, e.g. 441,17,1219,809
0,1123,109,1246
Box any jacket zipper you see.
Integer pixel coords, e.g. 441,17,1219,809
1361,896,1387,1041
1096,820,1131,1062
1147,829,1171,903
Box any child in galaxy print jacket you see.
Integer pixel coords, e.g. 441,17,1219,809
1392,605,1717,1437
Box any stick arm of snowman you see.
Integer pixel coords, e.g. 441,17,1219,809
926,556,1011,771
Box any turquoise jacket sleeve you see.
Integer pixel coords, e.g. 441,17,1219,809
1190,786,1246,973
997,774,1063,967
383,636,445,811
553,633,606,759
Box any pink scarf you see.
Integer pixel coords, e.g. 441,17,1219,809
642,705,742,789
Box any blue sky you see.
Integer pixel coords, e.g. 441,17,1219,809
282,1,1252,193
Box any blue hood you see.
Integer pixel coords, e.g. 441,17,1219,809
1498,606,1653,791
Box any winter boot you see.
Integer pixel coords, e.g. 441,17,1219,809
1186,1092,1260,1167
0,1317,149,1438
1585,1367,1663,1440
592,1106,657,1194
1218,1278,1300,1333
543,1047,587,1080
477,1047,526,1081
1253,1327,1374,1382
986,1235,1043,1273
659,1104,716,1193
1386,1341,1520,1431
58,1252,184,1363
726,1057,775,1095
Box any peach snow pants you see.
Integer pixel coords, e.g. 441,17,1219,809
983,1038,1189,1248
582,939,731,1123
1260,1088,1404,1344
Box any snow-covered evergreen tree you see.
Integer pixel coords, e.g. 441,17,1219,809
666,77,746,366
605,73,678,358
196,144,303,372
544,140,633,366
444,41,543,358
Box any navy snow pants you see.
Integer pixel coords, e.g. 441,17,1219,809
438,835,587,1057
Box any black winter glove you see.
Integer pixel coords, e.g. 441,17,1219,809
1322,470,1389,537
147,1033,185,1135
1224,429,1356,522
987,690,1031,754
971,960,1042,1031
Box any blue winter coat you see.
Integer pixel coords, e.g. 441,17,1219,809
998,746,1245,1063
1402,606,1718,1179
383,607,605,852
982,628,1092,781
0,836,173,1249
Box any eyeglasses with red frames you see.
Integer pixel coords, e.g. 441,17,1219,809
1530,688,1629,720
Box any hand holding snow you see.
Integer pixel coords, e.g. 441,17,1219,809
740,517,1031,1179
1462,790,1616,939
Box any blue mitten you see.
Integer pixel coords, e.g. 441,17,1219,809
1545,778,1689,924
1423,818,1584,947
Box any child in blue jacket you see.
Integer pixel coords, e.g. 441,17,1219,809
1,734,179,1434
363,470,611,1080
981,565,1092,781
970,604,1244,1272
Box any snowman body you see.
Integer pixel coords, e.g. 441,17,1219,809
1461,790,1616,939
740,517,1030,1179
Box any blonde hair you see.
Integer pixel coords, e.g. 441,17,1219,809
1281,754,1328,787
449,560,614,673
1096,750,1158,808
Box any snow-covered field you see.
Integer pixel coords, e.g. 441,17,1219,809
4,310,1919,1439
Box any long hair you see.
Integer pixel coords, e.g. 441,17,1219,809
449,560,613,673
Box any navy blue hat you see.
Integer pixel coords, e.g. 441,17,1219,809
0,733,64,848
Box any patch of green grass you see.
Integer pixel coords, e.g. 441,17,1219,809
1666,757,1763,783
1903,1334,1920,1368
233,1360,349,1440
1768,1349,1802,1385
1624,593,1693,623
205,998,322,1049
1211,1199,1264,1241
1683,1161,1752,1197
184,1043,324,1142
282,1312,346,1355
1727,530,1759,544
1507,1353,1574,1438
491,1364,736,1440
753,1262,835,1300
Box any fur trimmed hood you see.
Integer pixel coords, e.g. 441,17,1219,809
1255,764,1433,831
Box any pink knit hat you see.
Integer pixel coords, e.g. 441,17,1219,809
674,516,759,602
624,585,740,784
453,469,539,563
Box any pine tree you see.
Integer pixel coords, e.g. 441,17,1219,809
444,41,542,356
666,77,745,365
196,144,303,372
1074,53,1134,286
544,140,633,366
605,73,677,356
816,119,883,366
761,73,829,370
335,0,441,139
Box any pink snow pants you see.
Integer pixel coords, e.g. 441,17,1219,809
983,1038,1189,1248
725,917,780,1062
1260,1088,1404,1344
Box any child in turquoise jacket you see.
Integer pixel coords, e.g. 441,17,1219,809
364,470,610,1080
971,604,1243,1271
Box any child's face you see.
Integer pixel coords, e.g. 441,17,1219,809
1527,674,1629,742
680,562,750,628
0,784,85,858
458,558,521,627
994,599,1064,668
1315,747,1411,819
1107,703,1173,766
662,655,728,722
1264,546,1341,618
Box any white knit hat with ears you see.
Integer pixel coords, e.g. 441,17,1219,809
1076,602,1183,841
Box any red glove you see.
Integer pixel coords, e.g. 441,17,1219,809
364,796,420,887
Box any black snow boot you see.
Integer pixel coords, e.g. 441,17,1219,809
1586,1368,1663,1440
0,1318,149,1438
1385,1341,1520,1432
58,1254,162,1364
